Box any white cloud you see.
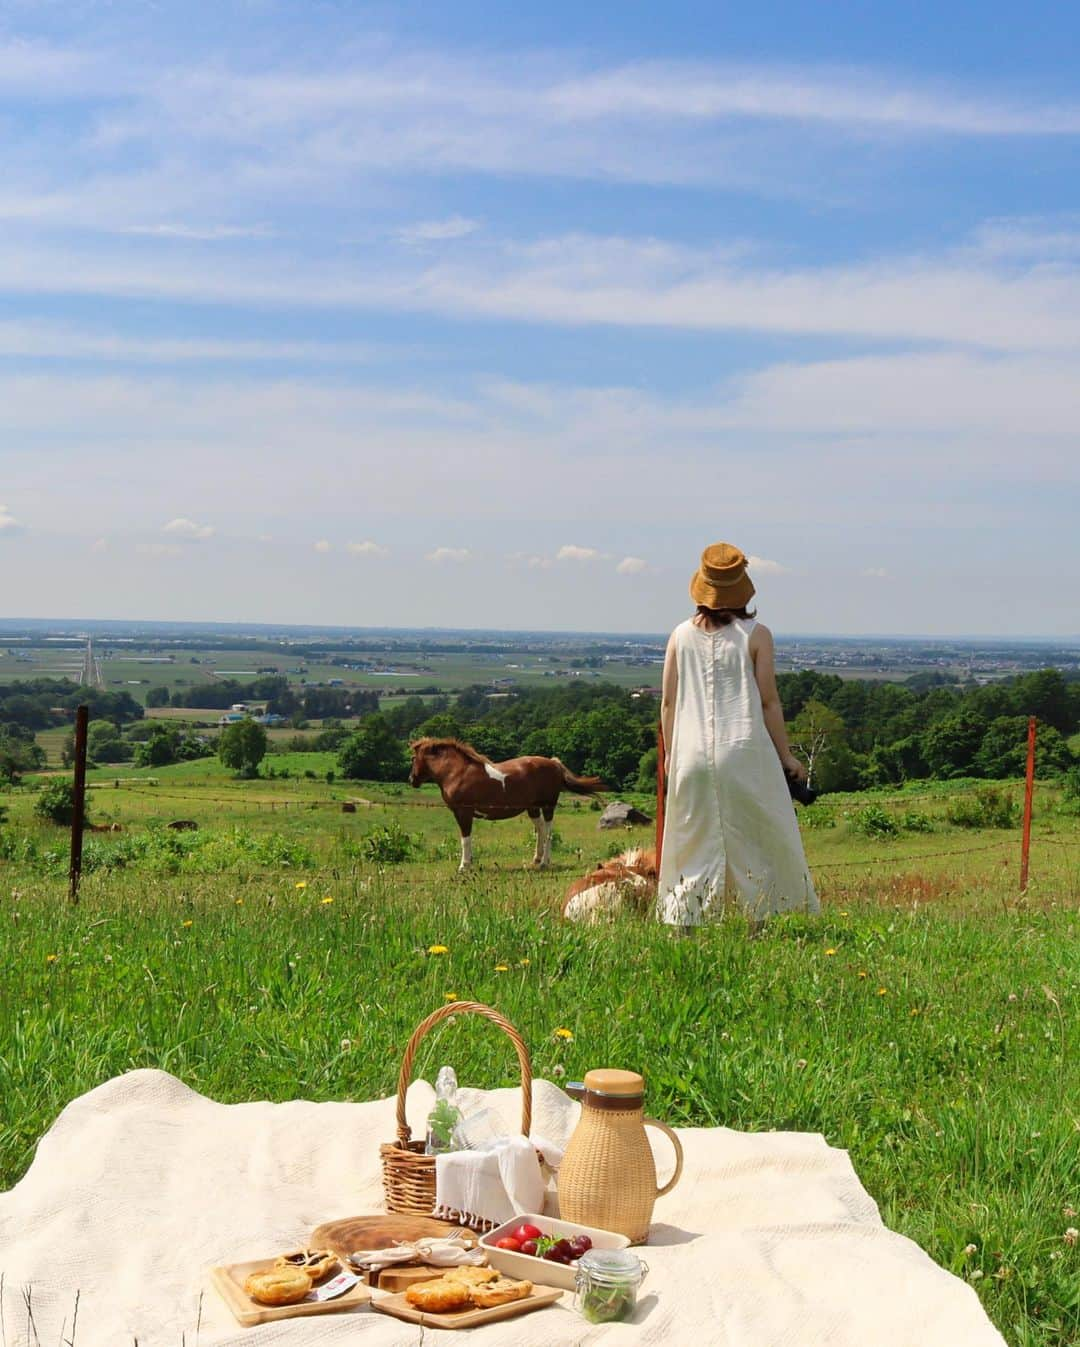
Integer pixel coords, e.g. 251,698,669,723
397,216,480,244
136,542,181,556
0,504,24,535
121,223,273,241
747,555,790,575
346,540,389,557
527,555,553,569
863,567,889,578
313,539,332,553
616,556,648,575
426,547,471,563
557,544,602,562
0,321,378,365
163,516,215,541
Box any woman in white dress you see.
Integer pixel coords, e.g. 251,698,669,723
658,543,819,927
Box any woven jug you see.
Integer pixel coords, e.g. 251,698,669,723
557,1069,684,1244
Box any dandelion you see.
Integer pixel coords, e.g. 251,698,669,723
877,987,887,996
1050,1249,1063,1260
428,944,449,955
839,910,849,917
552,1064,566,1078
494,963,509,972
824,948,837,956
340,1038,352,1051
444,992,459,1002
182,920,193,928
235,898,244,906
795,1059,808,1071
518,958,530,967
555,1027,574,1041
1064,1228,1078,1246
321,897,334,905
1064,1205,1077,1218
970,1269,984,1281
964,1244,978,1256
857,970,868,979
46,953,58,963
295,881,307,890
910,1008,920,1017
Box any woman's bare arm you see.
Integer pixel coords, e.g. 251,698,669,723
750,624,806,780
660,631,678,775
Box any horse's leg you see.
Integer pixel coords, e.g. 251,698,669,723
538,803,556,869
453,809,474,871
527,808,544,866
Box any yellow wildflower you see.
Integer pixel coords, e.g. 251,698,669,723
877,987,887,996
518,958,530,967
839,910,850,917
295,881,307,889
857,970,868,979
444,992,459,1002
46,953,58,963
182,920,193,928
428,944,449,955
910,1008,920,1017
494,963,509,972
321,897,334,905
825,948,837,956
555,1027,574,1041
235,898,244,906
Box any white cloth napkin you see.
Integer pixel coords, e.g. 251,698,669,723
349,1234,487,1272
434,1135,550,1227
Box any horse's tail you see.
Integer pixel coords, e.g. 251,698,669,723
555,759,606,795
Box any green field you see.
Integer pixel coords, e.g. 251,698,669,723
1,766,1079,1345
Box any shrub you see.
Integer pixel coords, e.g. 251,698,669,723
899,810,935,833
946,788,1018,830
34,778,83,826
359,822,416,864
850,804,899,838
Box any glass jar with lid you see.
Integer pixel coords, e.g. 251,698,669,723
574,1248,648,1324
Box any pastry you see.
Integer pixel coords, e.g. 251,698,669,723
470,1276,532,1309
274,1249,338,1282
243,1266,312,1306
404,1278,472,1313
442,1265,499,1286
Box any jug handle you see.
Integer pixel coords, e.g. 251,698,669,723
643,1117,684,1197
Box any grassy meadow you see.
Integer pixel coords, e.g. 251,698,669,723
1,762,1079,1345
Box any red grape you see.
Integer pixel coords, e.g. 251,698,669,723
519,1239,538,1257
516,1223,542,1240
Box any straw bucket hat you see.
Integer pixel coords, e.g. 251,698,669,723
689,542,756,609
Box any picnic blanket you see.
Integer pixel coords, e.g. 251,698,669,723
0,1070,1005,1346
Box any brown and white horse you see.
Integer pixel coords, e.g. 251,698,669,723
562,847,658,923
408,737,605,871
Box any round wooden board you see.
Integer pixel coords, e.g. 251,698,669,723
310,1215,476,1265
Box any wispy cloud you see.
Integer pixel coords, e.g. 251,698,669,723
426,546,471,563
557,544,603,562
121,223,274,241
616,556,648,575
747,555,790,575
313,539,332,553
346,540,389,557
136,542,181,557
163,516,214,541
0,503,24,535
863,567,889,578
397,216,480,244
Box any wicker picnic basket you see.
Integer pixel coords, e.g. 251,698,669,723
379,1001,533,1222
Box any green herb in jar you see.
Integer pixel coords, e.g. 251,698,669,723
580,1282,636,1324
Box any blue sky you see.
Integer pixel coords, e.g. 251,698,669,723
1,0,1078,635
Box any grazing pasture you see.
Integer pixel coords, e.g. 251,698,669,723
1,765,1078,1346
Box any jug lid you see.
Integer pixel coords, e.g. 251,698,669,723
584,1069,644,1096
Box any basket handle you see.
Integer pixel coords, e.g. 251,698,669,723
394,1001,533,1146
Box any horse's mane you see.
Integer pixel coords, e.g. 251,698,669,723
410,737,494,768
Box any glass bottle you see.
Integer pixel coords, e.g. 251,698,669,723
424,1065,463,1155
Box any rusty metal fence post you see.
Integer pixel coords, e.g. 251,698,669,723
1019,716,1037,893
69,704,89,904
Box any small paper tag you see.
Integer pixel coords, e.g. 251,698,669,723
305,1271,360,1303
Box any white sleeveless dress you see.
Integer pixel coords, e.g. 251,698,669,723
658,617,819,924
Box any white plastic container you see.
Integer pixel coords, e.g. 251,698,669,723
479,1213,630,1291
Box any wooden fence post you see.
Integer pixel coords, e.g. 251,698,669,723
1019,716,1037,892
68,704,89,904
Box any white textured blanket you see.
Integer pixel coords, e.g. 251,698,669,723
0,1070,1004,1346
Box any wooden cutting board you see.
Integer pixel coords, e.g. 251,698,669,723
372,1284,563,1330
311,1215,478,1288
211,1259,370,1327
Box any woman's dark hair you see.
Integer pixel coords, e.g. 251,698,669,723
694,604,757,629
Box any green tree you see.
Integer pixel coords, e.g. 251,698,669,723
87,720,133,764
788,699,846,785
0,724,45,783
921,711,986,778
975,716,1075,779
134,724,183,768
337,714,409,782
145,686,170,708
34,778,85,826
218,719,268,778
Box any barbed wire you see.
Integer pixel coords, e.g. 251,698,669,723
812,838,1016,870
